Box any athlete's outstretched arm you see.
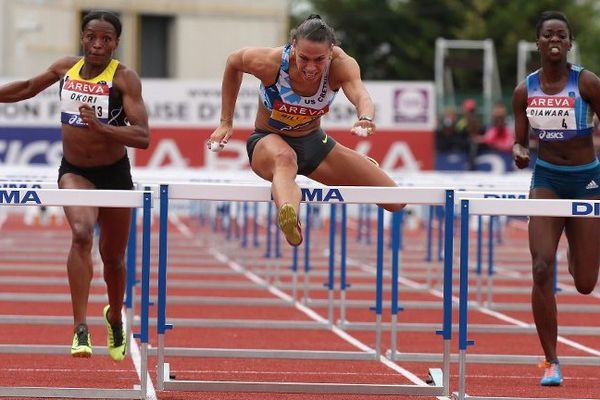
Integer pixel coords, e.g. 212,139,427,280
335,53,376,136
512,81,530,169
0,57,78,102
579,70,600,117
208,47,277,148
337,55,374,120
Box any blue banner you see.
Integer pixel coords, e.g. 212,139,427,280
0,127,61,165
435,149,529,174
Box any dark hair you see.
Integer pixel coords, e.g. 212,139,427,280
289,14,338,46
81,10,122,38
535,11,573,40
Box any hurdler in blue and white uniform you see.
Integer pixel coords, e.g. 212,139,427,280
259,43,338,132
525,64,600,198
512,11,600,388
208,15,404,248
527,64,594,142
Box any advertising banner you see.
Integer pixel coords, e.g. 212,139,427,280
0,79,435,171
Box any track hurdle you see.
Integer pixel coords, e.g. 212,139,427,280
154,182,453,397
0,180,144,360
0,188,152,400
455,197,600,400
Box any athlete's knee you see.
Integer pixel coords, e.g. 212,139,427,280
574,278,596,295
381,203,406,213
70,222,95,250
532,257,554,286
101,255,125,273
273,148,297,169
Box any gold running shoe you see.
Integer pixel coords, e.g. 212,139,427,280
103,305,126,361
71,323,92,358
278,203,303,246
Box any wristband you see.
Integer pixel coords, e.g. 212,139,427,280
359,115,373,122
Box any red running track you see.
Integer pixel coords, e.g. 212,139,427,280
0,212,599,399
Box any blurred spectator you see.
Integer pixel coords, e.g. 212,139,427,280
435,106,469,153
456,98,484,170
478,102,514,152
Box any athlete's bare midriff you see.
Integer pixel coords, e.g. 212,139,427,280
538,135,597,166
61,124,126,166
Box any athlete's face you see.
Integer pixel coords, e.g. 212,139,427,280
292,39,333,83
81,19,119,66
537,19,571,62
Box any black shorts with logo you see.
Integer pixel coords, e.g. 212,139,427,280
58,154,134,190
246,128,336,176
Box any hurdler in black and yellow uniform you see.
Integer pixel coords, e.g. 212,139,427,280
59,58,133,191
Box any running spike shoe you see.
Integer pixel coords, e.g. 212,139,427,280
71,323,92,358
539,360,563,386
103,305,126,361
278,203,303,246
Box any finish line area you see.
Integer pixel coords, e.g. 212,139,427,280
0,168,598,400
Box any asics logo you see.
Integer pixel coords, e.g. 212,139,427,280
539,130,564,140
322,135,328,144
68,115,81,125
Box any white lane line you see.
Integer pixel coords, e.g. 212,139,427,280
3,368,131,373
125,310,157,400
363,262,600,357
212,250,431,387
169,213,194,238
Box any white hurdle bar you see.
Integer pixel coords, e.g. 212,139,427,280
154,182,454,397
455,197,600,400
455,190,529,306
0,188,153,400
0,181,142,357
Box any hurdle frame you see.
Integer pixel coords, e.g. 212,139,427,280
154,182,454,397
0,181,142,357
455,197,600,400
0,188,152,400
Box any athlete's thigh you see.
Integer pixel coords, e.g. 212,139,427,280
59,173,98,232
308,143,395,187
528,188,565,262
97,207,132,260
564,194,600,281
250,134,296,181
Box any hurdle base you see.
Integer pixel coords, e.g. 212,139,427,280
0,386,144,399
161,362,444,396
452,394,599,400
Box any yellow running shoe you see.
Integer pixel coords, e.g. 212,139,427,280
71,324,92,358
103,305,126,361
278,203,302,246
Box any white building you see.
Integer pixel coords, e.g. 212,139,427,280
0,0,290,78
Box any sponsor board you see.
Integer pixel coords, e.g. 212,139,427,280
0,189,41,204
0,127,433,172
0,80,435,170
572,202,600,216
132,128,434,171
0,80,435,130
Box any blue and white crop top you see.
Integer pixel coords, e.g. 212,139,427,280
60,58,126,128
526,64,594,141
259,44,338,131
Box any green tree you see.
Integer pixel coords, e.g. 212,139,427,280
291,0,600,92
